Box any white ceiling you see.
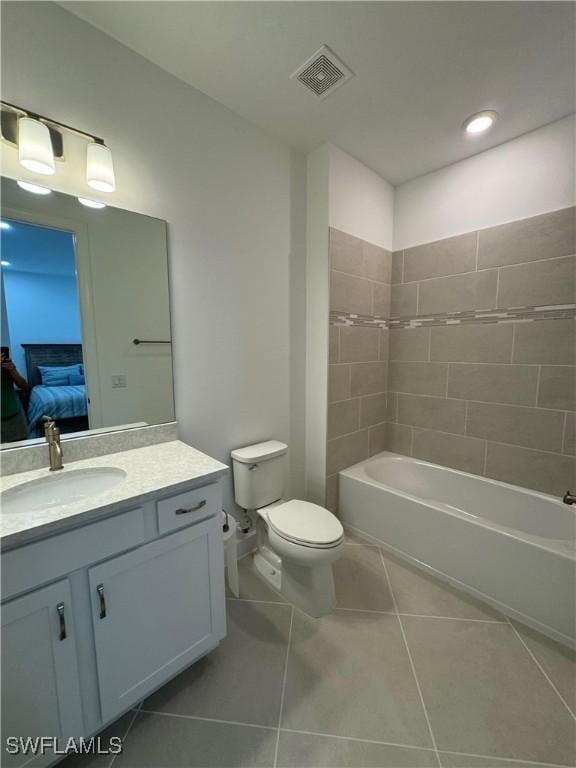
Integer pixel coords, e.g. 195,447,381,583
60,1,575,184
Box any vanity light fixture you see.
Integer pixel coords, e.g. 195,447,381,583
1,260,11,267
78,197,106,209
16,180,52,195
86,143,115,193
18,117,56,175
463,110,498,134
1,101,116,194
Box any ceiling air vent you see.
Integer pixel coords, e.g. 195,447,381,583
291,45,353,100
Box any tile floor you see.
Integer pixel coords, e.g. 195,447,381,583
67,533,575,768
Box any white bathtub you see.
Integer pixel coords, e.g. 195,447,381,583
339,452,576,648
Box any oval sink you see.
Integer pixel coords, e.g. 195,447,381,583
1,468,127,514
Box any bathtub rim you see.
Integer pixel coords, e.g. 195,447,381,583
339,451,575,560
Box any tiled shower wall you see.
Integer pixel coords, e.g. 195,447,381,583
326,207,575,510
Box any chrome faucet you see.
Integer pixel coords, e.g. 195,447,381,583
44,418,64,471
562,491,576,505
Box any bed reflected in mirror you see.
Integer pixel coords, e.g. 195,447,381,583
0,177,175,446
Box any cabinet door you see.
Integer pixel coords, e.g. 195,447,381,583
1,580,84,768
89,516,225,721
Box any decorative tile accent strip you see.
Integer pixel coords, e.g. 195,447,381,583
330,304,576,329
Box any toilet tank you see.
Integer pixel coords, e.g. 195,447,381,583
231,440,288,509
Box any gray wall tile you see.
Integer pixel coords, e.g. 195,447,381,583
398,394,466,434
329,325,340,363
404,232,477,282
412,429,486,475
329,228,363,275
391,283,418,316
369,424,387,456
448,364,538,406
564,413,576,456
384,423,412,455
498,256,575,308
363,241,392,283
513,319,576,365
478,207,576,269
431,324,513,363
328,399,360,439
380,329,389,361
392,251,404,284
325,474,338,512
330,271,373,314
350,362,388,397
385,392,398,423
328,364,350,403
360,393,388,428
327,429,369,475
389,328,430,361
419,270,498,315
538,366,576,411
340,326,381,362
467,402,565,452
389,362,448,397
485,442,576,496
372,282,391,316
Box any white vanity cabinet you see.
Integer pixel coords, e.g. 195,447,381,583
1,581,84,768
1,475,226,766
89,517,224,721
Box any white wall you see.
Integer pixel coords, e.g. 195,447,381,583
394,115,576,249
1,2,305,511
329,145,395,250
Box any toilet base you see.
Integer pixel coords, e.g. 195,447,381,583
253,548,336,618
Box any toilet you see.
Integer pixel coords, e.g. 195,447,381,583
232,440,344,618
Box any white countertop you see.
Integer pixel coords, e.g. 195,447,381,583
0,440,228,550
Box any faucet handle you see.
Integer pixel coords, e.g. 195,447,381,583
43,416,58,435
562,491,575,505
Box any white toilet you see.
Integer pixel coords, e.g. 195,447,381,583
232,440,344,618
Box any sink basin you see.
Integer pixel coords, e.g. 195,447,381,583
1,468,127,514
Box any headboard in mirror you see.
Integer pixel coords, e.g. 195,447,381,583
1,177,175,446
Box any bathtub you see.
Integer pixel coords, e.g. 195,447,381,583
339,452,576,648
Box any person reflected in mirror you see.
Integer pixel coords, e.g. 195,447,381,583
1,347,29,443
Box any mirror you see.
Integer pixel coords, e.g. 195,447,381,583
0,177,175,446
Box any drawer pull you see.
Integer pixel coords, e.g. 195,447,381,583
175,500,207,516
97,584,107,619
56,602,67,641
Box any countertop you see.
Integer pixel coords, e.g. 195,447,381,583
0,440,228,550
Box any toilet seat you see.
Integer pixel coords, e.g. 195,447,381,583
266,500,344,549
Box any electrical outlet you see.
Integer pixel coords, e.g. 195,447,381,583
111,375,127,388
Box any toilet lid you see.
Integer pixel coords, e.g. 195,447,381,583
267,500,344,546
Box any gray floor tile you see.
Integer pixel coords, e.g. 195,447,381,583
226,555,287,603
277,730,438,767
512,621,576,715
344,528,375,545
114,711,276,767
144,601,291,727
334,545,395,611
440,752,568,767
282,609,432,746
383,554,503,621
62,712,136,768
403,618,576,765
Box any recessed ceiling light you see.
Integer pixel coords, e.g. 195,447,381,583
1,260,11,267
17,180,52,195
0,221,11,230
78,197,106,209
463,110,498,135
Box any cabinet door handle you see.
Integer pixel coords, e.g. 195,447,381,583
56,602,67,641
96,584,107,619
175,500,206,515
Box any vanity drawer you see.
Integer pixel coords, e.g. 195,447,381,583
157,483,220,534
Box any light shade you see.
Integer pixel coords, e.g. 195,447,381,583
78,197,106,209
463,110,498,135
86,143,116,192
18,117,55,175
17,180,52,195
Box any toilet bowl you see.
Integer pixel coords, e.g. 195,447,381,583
231,441,344,617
